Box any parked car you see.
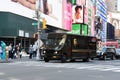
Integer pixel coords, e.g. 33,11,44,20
96,47,116,60
115,48,120,59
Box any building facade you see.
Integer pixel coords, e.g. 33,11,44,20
106,0,120,40
0,12,37,50
105,0,118,12
0,0,67,50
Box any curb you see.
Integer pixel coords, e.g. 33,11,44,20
0,60,12,63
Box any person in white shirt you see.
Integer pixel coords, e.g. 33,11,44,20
29,45,33,59
32,44,37,58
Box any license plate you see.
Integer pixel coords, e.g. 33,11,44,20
53,56,57,58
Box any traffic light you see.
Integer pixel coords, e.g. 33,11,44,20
42,18,47,29
33,33,38,39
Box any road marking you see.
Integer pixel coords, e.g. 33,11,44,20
0,72,5,75
7,61,120,73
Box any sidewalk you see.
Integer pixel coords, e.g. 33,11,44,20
0,52,29,63
0,53,43,63
0,59,12,63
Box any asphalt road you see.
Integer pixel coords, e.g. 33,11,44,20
0,57,120,80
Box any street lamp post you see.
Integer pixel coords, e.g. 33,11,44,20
36,0,41,60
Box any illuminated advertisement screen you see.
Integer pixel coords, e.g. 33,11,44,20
72,23,88,35
72,24,81,35
82,24,88,35
84,6,88,24
72,0,86,5
86,0,95,36
96,0,107,41
72,5,83,23
63,0,72,30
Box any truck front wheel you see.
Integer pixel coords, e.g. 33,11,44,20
61,55,66,63
44,57,49,62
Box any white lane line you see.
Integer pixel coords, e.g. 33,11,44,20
6,61,120,73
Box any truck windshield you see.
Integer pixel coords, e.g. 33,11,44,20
45,34,66,49
46,38,61,47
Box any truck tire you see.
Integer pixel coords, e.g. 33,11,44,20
83,58,89,62
44,58,49,62
111,54,115,60
61,55,66,63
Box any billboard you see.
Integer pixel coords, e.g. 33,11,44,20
72,0,86,5
1,0,63,29
86,0,95,36
82,24,88,35
72,5,84,23
112,18,120,38
39,0,63,29
0,0,35,19
96,0,107,42
72,24,88,35
63,0,72,30
72,24,81,35
84,6,88,24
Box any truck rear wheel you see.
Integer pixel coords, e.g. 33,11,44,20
70,59,75,62
83,58,89,62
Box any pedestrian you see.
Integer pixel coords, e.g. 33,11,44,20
32,44,37,58
8,43,13,59
72,5,83,23
5,45,10,60
19,49,24,59
12,45,17,59
0,41,6,60
95,18,103,38
17,43,22,58
29,45,33,59
0,45,3,60
15,44,22,59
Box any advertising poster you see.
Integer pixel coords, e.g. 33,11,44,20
39,0,63,29
84,6,88,24
63,0,72,30
10,0,63,29
91,6,95,36
72,5,83,23
0,0,35,19
96,0,107,42
87,2,92,36
86,0,95,36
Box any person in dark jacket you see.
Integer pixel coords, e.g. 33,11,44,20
29,45,33,59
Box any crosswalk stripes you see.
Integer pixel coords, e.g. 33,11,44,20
7,61,120,73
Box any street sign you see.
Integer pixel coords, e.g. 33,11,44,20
32,22,38,26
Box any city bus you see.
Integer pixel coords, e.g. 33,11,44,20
43,33,96,62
